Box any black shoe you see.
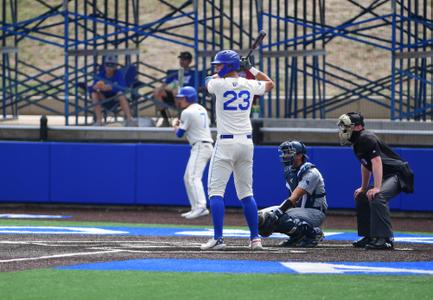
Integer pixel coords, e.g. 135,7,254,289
298,228,324,248
365,238,394,250
352,237,371,248
297,237,319,248
278,236,304,247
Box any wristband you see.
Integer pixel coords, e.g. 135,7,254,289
249,67,260,76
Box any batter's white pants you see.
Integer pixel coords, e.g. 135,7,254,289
184,142,213,210
208,136,254,200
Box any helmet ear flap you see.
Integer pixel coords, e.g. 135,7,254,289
299,142,307,154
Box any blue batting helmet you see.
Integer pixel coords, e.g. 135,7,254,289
278,140,308,165
211,50,241,77
176,86,197,103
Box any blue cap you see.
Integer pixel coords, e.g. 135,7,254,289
176,86,197,103
104,54,118,66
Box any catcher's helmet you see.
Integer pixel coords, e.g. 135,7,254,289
337,112,364,145
211,50,241,77
176,86,197,103
278,140,307,165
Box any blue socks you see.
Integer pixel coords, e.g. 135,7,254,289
209,196,225,240
241,196,259,240
210,195,259,240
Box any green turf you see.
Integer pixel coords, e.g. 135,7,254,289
1,270,432,300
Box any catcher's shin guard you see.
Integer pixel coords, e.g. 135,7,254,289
278,216,323,247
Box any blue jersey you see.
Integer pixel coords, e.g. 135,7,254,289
93,68,126,94
165,69,195,87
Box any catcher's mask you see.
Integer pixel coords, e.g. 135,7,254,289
278,140,307,166
337,112,364,145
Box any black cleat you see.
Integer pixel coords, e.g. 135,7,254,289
298,228,324,248
365,238,394,250
278,236,304,247
352,237,371,248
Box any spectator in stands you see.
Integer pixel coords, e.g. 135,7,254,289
91,54,137,127
153,51,195,127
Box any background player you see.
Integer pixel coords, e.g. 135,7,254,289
173,86,213,219
200,50,274,251
258,140,327,247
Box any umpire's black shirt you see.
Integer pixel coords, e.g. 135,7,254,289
352,129,404,178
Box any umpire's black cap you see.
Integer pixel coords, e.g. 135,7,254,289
346,112,365,127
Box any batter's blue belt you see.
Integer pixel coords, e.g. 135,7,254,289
220,134,252,139
192,141,213,146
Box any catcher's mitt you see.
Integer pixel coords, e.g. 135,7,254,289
258,210,279,237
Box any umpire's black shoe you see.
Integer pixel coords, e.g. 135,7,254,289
352,237,371,248
365,238,394,250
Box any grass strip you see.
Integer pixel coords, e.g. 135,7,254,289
1,269,433,300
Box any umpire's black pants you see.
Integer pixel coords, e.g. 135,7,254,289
356,175,401,238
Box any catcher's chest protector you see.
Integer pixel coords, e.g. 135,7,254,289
284,162,316,192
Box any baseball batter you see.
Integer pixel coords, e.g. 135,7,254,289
173,86,213,219
200,50,274,251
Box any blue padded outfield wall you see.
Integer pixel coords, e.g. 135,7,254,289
0,141,431,212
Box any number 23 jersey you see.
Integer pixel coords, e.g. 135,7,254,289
208,77,266,135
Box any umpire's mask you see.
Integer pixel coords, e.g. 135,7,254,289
337,112,365,145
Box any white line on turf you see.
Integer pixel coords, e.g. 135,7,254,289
0,250,124,263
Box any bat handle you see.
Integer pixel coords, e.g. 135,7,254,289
245,49,254,60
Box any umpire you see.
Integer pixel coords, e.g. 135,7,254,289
337,112,414,250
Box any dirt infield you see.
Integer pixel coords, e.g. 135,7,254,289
1,206,433,273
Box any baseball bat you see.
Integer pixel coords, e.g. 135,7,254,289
245,30,267,60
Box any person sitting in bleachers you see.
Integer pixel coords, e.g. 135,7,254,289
91,54,137,127
153,51,196,127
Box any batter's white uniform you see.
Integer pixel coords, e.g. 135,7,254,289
178,103,213,210
207,77,266,199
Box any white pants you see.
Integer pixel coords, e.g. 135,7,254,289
208,136,254,200
184,142,213,210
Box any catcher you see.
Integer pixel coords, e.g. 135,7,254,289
258,140,327,247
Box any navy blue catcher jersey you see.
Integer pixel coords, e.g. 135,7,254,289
284,162,328,211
